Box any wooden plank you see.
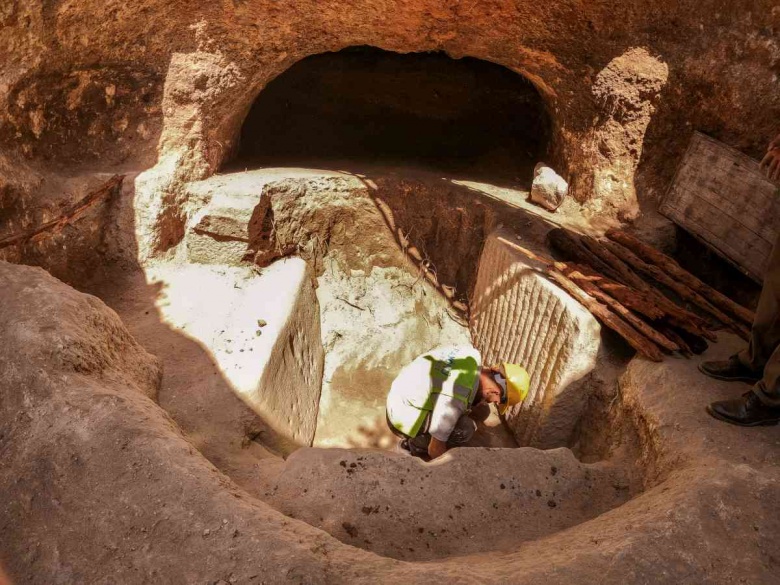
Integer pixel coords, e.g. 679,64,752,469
660,132,780,283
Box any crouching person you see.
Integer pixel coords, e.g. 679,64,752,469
386,345,529,460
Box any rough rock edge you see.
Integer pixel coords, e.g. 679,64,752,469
3,263,779,583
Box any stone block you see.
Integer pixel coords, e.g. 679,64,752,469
148,260,324,446
470,228,601,447
530,163,567,211
185,190,260,265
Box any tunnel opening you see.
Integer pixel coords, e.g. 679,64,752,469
229,46,553,183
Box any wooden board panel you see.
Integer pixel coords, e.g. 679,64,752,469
660,132,780,283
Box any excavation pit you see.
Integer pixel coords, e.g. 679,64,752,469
182,168,612,449
88,166,647,561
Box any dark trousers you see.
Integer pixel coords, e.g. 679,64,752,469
739,233,780,406
387,412,476,457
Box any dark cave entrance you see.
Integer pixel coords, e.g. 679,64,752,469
231,46,552,183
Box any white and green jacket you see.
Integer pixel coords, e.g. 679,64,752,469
386,345,481,438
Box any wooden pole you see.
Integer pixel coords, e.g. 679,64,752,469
0,175,124,249
606,229,755,326
497,237,666,361
561,262,666,320
563,267,680,352
580,235,649,291
602,239,750,340
550,230,717,341
545,270,665,361
547,229,624,282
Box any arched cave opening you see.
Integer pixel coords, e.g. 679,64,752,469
230,46,552,182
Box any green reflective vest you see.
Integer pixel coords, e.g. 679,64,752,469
386,345,481,437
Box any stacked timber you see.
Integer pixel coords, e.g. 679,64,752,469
504,228,754,362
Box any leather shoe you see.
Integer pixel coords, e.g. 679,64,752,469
707,391,780,426
698,354,762,384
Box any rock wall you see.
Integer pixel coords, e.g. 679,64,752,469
138,261,325,448
2,0,778,263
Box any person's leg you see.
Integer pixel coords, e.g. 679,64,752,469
706,236,780,424
707,341,780,426
407,433,431,457
754,343,780,407
446,414,477,448
406,415,476,456
739,235,780,370
701,234,780,382
387,412,432,457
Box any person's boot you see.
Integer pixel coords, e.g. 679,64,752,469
698,355,762,384
707,390,780,426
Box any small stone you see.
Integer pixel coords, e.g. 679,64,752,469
255,330,262,337
257,319,267,327
203,528,210,536
530,163,568,212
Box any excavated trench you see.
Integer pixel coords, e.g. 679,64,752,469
3,6,780,581
1,46,660,567
117,165,649,562
88,48,653,561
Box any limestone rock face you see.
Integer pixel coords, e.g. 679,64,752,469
264,446,631,561
141,261,325,448
530,163,568,211
470,228,601,448
0,261,161,400
1,0,778,263
186,190,258,265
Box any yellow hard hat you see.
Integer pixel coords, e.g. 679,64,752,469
497,363,530,416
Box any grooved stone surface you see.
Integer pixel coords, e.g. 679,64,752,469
470,228,601,447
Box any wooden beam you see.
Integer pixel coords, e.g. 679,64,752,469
497,237,666,361
603,239,750,340
606,229,755,326
0,175,124,250
545,270,665,362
